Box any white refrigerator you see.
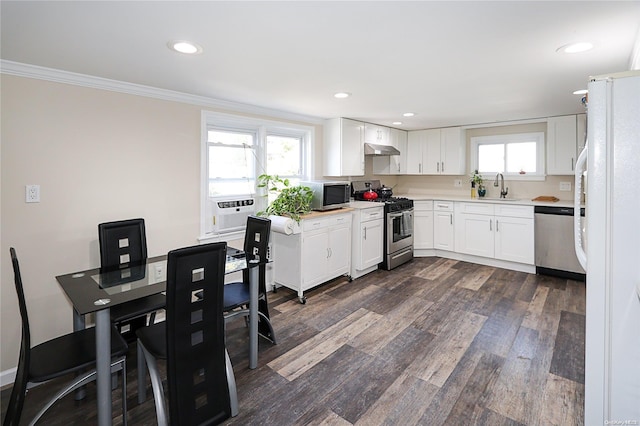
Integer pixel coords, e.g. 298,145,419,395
574,70,640,424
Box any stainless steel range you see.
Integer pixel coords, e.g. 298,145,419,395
352,180,414,270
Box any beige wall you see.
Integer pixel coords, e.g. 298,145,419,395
0,74,322,377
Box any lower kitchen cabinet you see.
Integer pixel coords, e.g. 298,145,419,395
351,206,384,279
434,200,455,251
455,202,534,264
414,201,434,249
273,212,351,303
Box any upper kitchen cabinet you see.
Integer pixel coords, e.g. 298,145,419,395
372,127,408,175
547,114,586,175
406,127,466,175
323,118,365,177
364,123,390,145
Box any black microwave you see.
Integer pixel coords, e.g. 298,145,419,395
302,181,350,211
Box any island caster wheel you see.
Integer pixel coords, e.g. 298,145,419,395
299,296,307,305
348,275,353,282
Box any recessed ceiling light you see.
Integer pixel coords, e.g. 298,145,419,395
392,121,403,125
334,92,351,99
168,40,203,54
403,112,415,117
573,89,588,95
556,42,593,54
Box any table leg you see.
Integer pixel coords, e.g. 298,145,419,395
73,308,87,400
95,308,112,426
249,266,259,369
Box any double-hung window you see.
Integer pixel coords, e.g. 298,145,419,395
470,132,545,180
201,111,313,237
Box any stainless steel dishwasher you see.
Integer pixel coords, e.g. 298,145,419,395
534,206,586,280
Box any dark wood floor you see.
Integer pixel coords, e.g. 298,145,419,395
1,257,585,425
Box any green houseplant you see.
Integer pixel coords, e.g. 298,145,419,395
257,174,313,223
470,170,486,197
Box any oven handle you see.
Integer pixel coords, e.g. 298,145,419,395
388,208,414,219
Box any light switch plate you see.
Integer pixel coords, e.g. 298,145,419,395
559,182,572,192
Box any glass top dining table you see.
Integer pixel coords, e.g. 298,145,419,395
55,246,259,426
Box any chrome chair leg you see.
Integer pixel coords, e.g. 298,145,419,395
138,339,168,426
137,339,147,404
225,350,238,417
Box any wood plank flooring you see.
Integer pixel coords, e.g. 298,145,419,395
0,257,585,425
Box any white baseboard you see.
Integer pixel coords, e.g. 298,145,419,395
1,367,17,389
414,249,536,274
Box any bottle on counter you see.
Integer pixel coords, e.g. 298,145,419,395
471,181,476,198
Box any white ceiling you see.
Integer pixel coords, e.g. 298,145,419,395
2,1,639,130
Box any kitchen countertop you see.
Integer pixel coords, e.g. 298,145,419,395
396,193,580,208
301,207,354,219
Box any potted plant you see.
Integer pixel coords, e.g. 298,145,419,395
470,170,486,197
257,174,313,223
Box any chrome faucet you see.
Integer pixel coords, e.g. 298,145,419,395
494,173,509,198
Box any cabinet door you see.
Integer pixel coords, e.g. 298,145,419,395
390,128,407,174
433,210,455,251
406,131,425,174
455,213,494,257
302,230,329,288
328,223,351,275
323,118,364,177
364,123,390,145
414,210,434,249
441,127,465,175
359,219,384,268
423,129,441,174
547,115,577,175
494,216,534,264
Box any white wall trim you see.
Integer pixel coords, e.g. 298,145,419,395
1,367,16,389
0,60,325,125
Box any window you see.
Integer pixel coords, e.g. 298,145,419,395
470,132,545,180
201,111,313,237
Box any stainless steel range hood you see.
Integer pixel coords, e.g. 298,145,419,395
364,143,400,156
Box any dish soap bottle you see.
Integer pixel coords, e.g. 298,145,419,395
471,181,476,198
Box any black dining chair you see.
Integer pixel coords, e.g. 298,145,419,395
3,247,129,426
98,218,166,341
135,242,238,426
224,216,277,343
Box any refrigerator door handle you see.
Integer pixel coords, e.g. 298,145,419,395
574,145,588,270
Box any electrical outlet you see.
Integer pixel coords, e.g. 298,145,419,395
454,179,462,188
25,185,40,203
559,182,572,192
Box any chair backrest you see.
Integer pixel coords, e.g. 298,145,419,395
243,216,271,265
4,248,32,426
164,242,231,424
98,218,147,268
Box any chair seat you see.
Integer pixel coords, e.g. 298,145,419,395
29,325,128,383
135,322,167,360
110,294,166,324
223,282,250,311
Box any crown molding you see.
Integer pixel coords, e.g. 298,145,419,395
0,60,324,125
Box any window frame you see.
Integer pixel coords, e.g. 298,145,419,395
200,111,314,239
470,132,546,181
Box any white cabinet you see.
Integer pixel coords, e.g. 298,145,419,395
364,123,390,145
547,114,588,175
273,212,352,303
372,128,408,175
323,118,364,177
406,127,465,175
414,201,434,249
454,202,534,264
351,206,384,279
433,200,455,251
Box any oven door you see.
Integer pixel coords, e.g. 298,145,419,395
387,209,414,253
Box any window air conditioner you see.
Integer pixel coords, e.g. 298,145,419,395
209,197,256,233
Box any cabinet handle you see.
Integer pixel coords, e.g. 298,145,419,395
490,219,492,231
437,162,439,173
496,220,499,232
327,248,331,258
450,213,453,225
419,163,422,173
364,227,367,240
571,157,575,171
442,162,444,172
